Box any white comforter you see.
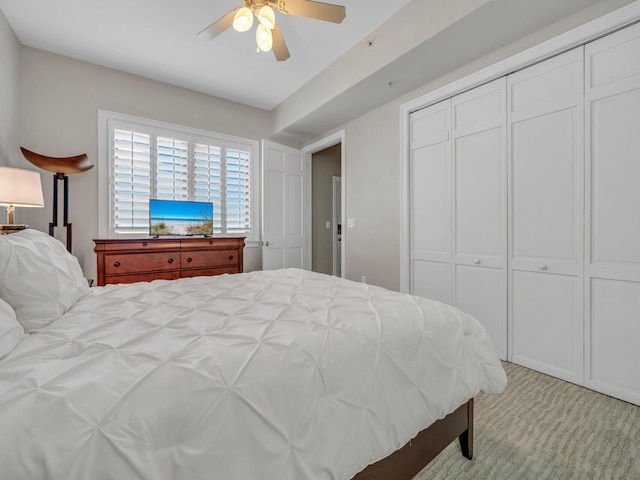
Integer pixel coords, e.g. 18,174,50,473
0,269,506,480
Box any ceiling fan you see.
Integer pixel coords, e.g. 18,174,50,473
197,0,346,61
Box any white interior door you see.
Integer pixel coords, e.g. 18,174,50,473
261,140,311,271
452,78,507,359
584,22,640,405
508,47,584,385
410,100,452,304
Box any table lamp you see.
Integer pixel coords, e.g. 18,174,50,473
0,166,45,232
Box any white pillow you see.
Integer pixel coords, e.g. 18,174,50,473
0,298,23,358
0,229,89,332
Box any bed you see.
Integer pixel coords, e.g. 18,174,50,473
0,229,506,479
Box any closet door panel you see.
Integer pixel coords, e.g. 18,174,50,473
585,21,640,405
413,260,451,305
511,110,579,269
589,279,640,405
452,78,507,357
589,88,640,272
508,47,584,385
511,270,582,383
410,101,452,301
411,143,450,261
454,127,503,264
456,265,506,359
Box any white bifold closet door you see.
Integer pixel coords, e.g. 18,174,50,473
410,78,507,359
410,100,452,305
452,79,507,360
508,48,585,385
584,22,640,406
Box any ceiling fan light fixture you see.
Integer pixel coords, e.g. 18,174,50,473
257,5,276,29
232,7,254,32
256,23,273,52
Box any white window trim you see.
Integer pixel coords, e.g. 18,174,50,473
98,110,260,243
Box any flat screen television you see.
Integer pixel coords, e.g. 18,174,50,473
149,199,213,236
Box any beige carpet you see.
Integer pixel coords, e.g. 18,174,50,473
413,362,640,480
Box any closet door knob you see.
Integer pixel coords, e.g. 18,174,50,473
538,264,547,270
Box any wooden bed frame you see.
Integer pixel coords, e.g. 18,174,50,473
353,398,474,480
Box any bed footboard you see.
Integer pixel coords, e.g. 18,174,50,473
353,398,474,480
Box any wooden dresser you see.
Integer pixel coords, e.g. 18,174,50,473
93,237,244,286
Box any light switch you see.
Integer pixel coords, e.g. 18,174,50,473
326,220,331,229
347,218,355,228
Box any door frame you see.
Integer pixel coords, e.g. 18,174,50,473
332,175,342,277
303,130,346,278
399,1,640,293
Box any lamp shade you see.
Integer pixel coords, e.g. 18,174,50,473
257,5,275,29
0,166,45,208
233,7,254,32
256,23,273,52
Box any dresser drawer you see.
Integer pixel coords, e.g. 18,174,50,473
180,266,240,279
181,249,240,269
105,271,180,285
105,252,179,275
97,240,180,252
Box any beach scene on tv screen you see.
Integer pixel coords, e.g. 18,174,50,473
149,200,213,236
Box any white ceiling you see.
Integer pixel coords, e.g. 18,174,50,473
1,0,631,145
0,0,412,111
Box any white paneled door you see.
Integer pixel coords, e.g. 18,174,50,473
410,78,507,359
410,100,452,304
261,140,311,271
452,79,507,359
584,22,640,405
508,47,584,385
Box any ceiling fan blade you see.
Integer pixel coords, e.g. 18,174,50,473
280,0,346,24
196,7,241,41
272,21,290,61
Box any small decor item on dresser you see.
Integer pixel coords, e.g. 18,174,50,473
20,147,93,253
0,166,44,234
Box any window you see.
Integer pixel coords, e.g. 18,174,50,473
99,111,259,241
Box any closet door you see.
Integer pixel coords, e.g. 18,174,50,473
410,100,452,304
452,78,508,359
508,48,584,385
585,22,640,406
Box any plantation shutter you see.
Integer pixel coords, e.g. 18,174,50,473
156,136,189,200
225,148,251,234
194,143,223,233
103,112,257,240
112,129,151,234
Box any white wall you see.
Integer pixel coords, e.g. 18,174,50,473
0,8,20,169
18,47,271,281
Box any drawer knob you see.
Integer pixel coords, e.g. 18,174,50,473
474,259,481,265
113,261,121,268
538,264,547,270
228,255,234,260
187,257,193,263
168,258,174,264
